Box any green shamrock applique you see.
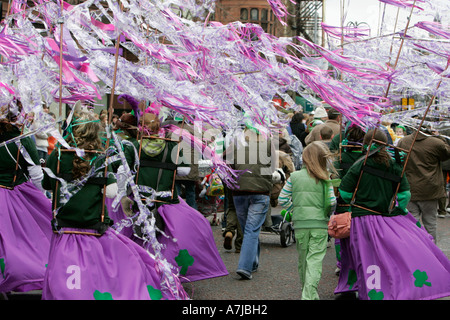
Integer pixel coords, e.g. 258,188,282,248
147,285,163,300
368,289,384,300
347,269,357,290
0,258,5,278
335,243,342,262
175,249,194,275
413,269,432,288
93,290,113,300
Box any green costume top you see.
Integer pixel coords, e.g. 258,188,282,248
43,148,116,232
339,156,410,217
333,149,363,213
335,150,363,178
0,126,40,188
117,132,188,206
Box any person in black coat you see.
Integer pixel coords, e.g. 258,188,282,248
289,112,306,142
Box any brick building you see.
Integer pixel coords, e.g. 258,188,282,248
214,0,285,37
214,0,324,45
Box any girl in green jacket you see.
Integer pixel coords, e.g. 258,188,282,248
278,141,337,300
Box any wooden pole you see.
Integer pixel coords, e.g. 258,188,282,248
384,0,417,98
58,0,64,128
100,1,124,223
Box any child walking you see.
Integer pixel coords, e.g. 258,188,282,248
278,141,337,300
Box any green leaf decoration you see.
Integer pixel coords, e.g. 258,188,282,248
0,258,5,278
368,289,384,300
347,269,357,290
175,249,194,275
335,243,341,262
413,269,432,288
93,290,113,300
147,285,163,300
416,221,422,228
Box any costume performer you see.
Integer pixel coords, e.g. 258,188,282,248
42,109,188,300
335,129,450,300
0,114,53,295
113,96,227,283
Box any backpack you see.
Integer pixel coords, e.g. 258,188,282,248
206,173,224,196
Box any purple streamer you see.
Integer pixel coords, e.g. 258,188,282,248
378,0,425,10
415,21,450,40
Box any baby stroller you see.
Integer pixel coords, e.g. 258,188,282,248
261,209,295,247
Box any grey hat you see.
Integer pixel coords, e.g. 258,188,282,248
313,106,328,118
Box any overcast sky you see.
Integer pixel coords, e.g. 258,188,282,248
323,0,436,33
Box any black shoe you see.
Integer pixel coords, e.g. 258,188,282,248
334,292,358,300
223,232,233,250
236,270,252,280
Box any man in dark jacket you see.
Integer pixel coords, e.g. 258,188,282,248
438,150,450,218
226,128,277,280
397,128,450,242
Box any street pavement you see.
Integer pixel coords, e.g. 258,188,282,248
184,205,450,301
3,206,450,301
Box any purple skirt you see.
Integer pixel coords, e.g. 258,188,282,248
335,212,450,300
0,181,53,293
156,198,228,282
105,197,134,238
42,228,189,300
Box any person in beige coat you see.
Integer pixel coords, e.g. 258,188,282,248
397,128,450,242
305,107,341,145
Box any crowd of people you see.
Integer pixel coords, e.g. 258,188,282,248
0,98,450,300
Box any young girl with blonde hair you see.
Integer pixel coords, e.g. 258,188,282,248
278,141,337,300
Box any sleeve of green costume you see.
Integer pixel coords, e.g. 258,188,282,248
22,136,41,165
105,164,117,185
339,189,353,203
397,190,410,213
337,161,359,203
329,134,341,152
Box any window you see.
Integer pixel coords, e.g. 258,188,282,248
261,23,268,32
250,8,259,21
240,8,248,20
261,9,268,21
239,7,275,36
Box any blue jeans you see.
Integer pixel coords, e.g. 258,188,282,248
233,194,269,274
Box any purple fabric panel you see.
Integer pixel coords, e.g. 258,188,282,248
0,181,53,292
335,213,450,300
42,228,189,300
157,198,228,282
